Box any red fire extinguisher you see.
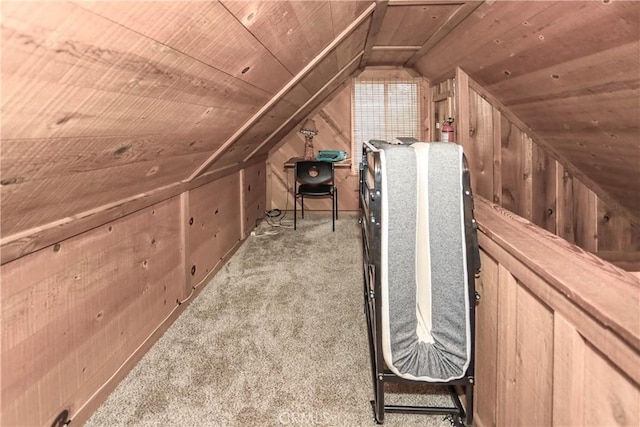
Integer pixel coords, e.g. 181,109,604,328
441,117,455,143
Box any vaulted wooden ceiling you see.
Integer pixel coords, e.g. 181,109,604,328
2,1,638,242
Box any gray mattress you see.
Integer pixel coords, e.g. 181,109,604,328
377,141,471,382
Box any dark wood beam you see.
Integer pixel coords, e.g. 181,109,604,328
389,0,464,4
371,45,422,51
359,1,389,68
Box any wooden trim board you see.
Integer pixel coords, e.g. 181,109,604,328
1,155,267,265
465,71,639,225
359,1,389,68
475,197,640,353
186,2,376,181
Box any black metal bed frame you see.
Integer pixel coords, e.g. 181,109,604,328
358,141,480,426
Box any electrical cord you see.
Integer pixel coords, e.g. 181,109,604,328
264,210,293,228
264,170,294,228
266,209,281,217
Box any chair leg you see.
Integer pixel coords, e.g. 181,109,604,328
332,194,335,232
294,193,297,230
335,187,339,220
301,194,304,219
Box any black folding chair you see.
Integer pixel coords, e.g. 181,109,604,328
294,161,338,231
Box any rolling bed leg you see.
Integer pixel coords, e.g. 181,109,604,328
372,372,385,424
465,383,474,426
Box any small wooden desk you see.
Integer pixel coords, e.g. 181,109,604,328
284,157,352,169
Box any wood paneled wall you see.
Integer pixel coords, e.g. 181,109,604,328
442,69,640,265
0,165,265,427
1,197,184,427
188,174,242,290
415,0,640,220
268,83,358,213
473,198,639,427
242,161,268,236
1,1,374,253
268,68,428,213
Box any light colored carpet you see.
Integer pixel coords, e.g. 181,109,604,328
85,214,454,427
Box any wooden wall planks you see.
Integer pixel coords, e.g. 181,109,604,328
510,87,640,219
1,1,273,243
494,263,518,427
242,161,267,238
431,77,454,143
207,106,297,167
514,283,554,425
188,173,242,288
487,41,640,107
1,197,184,427
330,1,376,39
415,1,639,86
415,2,552,80
414,1,640,219
268,83,359,213
445,69,640,264
221,1,335,76
556,163,598,252
474,197,640,427
0,1,372,250
531,143,557,234
500,119,533,221
598,200,640,252
474,251,499,427
367,49,416,67
256,62,358,162
473,2,640,87
552,313,587,426
467,90,495,201
583,342,640,426
1,160,264,426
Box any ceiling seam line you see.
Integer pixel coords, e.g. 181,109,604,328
183,3,377,182
243,50,365,162
218,1,298,78
71,1,282,99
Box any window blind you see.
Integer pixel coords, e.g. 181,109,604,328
352,78,421,170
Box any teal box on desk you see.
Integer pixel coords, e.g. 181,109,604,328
317,150,347,162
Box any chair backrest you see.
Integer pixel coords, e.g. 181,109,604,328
295,161,334,185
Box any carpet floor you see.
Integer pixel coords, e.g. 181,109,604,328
85,214,455,427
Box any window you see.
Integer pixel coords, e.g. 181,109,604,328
352,78,422,169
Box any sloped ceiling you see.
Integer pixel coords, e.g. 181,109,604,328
412,0,640,222
1,0,638,244
1,0,372,239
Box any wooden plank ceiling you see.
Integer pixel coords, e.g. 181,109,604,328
0,0,373,239
1,1,638,242
412,0,640,221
